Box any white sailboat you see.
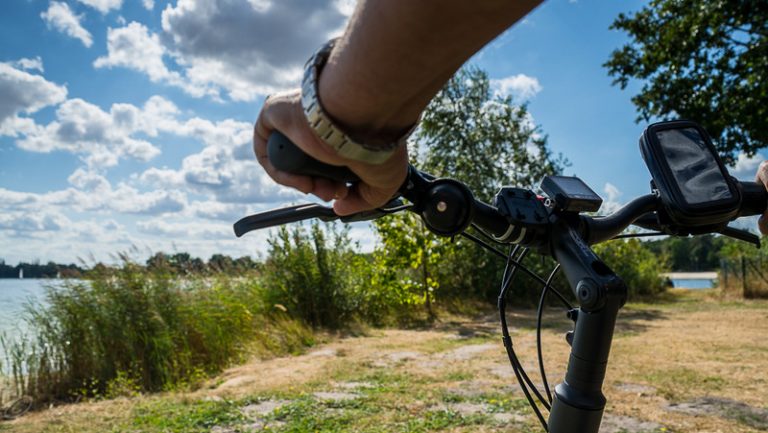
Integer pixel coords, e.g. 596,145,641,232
18,268,23,279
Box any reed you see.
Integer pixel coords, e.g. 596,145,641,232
2,260,313,404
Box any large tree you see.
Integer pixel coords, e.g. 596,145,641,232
375,66,565,304
605,0,768,163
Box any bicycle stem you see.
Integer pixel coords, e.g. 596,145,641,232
546,220,628,433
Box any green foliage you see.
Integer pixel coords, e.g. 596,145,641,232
375,66,567,305
3,260,312,404
263,223,370,328
718,235,768,260
605,0,768,163
645,234,726,271
131,398,245,433
593,238,668,297
373,213,442,320
415,66,565,200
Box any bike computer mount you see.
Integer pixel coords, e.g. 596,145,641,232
640,120,741,232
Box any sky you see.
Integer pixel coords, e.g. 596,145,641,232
1,0,764,265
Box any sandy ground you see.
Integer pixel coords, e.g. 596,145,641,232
5,291,768,433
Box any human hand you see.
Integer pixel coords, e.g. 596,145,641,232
253,90,409,216
756,161,768,235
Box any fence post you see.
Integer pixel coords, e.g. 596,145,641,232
741,255,747,298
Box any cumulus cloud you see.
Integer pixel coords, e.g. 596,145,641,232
136,219,232,240
15,98,161,168
0,212,68,233
94,22,216,98
601,182,622,214
491,74,543,101
142,0,154,10
730,152,765,180
12,57,45,73
41,2,94,47
147,0,347,101
75,0,123,14
0,62,68,122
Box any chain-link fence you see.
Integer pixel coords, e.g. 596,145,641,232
720,256,768,298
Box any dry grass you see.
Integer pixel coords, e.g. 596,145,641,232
5,289,767,433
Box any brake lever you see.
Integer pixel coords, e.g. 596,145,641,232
233,199,408,237
234,203,338,237
719,226,761,248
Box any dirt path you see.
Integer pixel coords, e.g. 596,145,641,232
6,291,768,433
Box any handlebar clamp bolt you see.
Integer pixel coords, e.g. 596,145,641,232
576,278,606,311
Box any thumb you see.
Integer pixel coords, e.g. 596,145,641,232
333,183,391,216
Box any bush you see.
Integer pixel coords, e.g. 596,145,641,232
263,223,365,329
592,238,668,298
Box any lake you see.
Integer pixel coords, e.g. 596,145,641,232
669,278,717,289
0,279,54,335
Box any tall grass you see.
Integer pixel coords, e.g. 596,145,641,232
3,260,313,404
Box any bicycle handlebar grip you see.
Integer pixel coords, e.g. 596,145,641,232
267,131,361,183
739,181,768,217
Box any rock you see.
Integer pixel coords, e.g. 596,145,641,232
313,391,359,402
241,400,289,419
614,382,657,395
599,414,663,433
308,348,337,357
665,397,768,429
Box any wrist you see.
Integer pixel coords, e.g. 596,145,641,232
317,41,422,148
300,39,415,164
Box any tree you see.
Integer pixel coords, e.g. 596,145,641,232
605,0,768,163
375,66,565,304
415,66,564,200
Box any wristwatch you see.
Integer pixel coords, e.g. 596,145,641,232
301,38,414,165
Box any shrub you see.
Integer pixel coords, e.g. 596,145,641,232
592,238,668,298
262,223,362,329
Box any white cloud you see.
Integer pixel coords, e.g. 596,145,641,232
602,182,622,214
0,211,69,232
0,62,67,128
136,219,232,240
94,22,216,98
731,152,765,180
15,98,161,168
491,74,543,101
142,0,154,10
12,57,45,73
41,2,94,47
75,0,123,14
155,0,348,101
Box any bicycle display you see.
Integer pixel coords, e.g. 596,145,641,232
235,120,767,433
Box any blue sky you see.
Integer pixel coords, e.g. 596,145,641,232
1,0,764,265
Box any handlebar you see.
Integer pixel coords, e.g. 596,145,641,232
241,130,768,433
243,131,767,248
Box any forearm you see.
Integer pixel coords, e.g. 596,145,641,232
319,0,543,143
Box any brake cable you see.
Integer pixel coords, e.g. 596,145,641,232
499,246,550,431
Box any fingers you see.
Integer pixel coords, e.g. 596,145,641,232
756,161,768,186
253,114,314,194
758,161,768,236
333,183,392,216
759,215,768,236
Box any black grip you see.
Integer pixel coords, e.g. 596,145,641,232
267,131,360,183
739,181,768,217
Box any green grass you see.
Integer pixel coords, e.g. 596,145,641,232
131,398,245,433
